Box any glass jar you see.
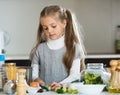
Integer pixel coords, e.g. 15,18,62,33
3,63,17,94
115,25,120,54
81,63,110,85
5,63,17,80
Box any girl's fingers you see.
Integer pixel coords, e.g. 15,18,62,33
39,80,45,86
50,82,62,90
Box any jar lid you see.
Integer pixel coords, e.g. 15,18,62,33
5,63,16,66
0,54,5,61
87,63,104,68
17,68,26,73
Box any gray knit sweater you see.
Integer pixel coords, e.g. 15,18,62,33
32,42,81,85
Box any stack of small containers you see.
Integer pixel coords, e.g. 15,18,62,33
0,54,6,91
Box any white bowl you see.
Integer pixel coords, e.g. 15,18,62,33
70,82,84,89
27,86,40,94
71,84,105,94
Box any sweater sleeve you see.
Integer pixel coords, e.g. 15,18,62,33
31,50,39,81
60,58,81,84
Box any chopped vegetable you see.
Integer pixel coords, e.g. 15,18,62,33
67,87,73,94
73,89,78,94
82,73,103,84
55,87,78,94
55,87,66,94
30,82,39,87
45,85,51,91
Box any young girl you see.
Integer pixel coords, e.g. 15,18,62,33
31,5,86,90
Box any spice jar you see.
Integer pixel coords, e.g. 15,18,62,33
17,68,26,95
5,63,17,80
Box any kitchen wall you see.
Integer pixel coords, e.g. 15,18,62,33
0,0,120,56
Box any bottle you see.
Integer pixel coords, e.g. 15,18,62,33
0,54,6,91
115,25,120,54
17,68,26,95
0,54,5,67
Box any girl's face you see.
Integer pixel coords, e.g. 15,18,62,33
40,15,66,40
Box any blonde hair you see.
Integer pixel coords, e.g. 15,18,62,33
31,5,86,73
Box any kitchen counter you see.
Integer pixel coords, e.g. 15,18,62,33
86,54,120,58
5,54,120,60
85,54,120,67
6,55,29,60
0,91,120,95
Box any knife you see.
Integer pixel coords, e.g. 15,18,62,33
39,85,49,91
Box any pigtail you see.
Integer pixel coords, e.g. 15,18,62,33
63,9,86,73
63,9,77,73
70,12,86,71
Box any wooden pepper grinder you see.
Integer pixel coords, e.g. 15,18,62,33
115,60,120,88
17,68,26,95
109,60,118,84
109,60,120,93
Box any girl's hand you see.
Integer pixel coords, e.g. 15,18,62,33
50,82,62,91
34,78,45,86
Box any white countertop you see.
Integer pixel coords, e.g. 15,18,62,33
30,92,120,95
33,92,120,95
0,91,120,95
86,54,120,58
6,54,29,60
5,54,120,60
